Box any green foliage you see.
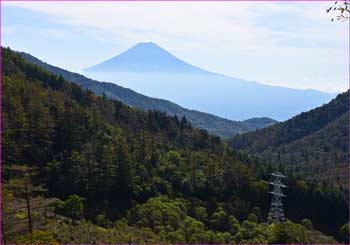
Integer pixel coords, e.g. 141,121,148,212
209,207,229,231
248,213,259,223
228,215,240,235
179,216,207,243
192,206,208,222
128,196,187,231
15,211,28,219
15,230,58,244
252,206,263,222
2,48,345,244
52,219,163,244
268,222,305,243
96,214,113,228
339,223,349,243
301,219,313,230
58,195,84,219
267,220,336,244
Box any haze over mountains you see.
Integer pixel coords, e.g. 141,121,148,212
19,50,276,138
84,42,337,121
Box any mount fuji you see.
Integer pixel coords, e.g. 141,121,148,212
84,42,336,121
85,42,210,74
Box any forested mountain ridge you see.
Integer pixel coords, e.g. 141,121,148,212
2,47,348,244
228,91,349,186
18,51,277,138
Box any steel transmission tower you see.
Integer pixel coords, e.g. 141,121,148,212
267,172,287,224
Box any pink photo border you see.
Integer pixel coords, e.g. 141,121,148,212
0,0,348,245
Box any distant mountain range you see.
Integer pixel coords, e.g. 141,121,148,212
84,42,336,121
19,51,276,138
228,91,349,187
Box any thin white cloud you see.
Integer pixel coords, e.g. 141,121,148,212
3,1,349,92
45,29,67,39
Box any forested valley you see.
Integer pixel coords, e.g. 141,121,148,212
2,48,349,244
228,91,349,188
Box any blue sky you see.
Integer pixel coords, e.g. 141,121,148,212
2,1,349,92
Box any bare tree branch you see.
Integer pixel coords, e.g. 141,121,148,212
327,0,350,22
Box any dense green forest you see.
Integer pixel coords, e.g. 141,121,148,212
2,48,348,244
18,51,277,138
228,91,349,187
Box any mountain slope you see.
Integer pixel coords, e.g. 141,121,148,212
18,51,276,138
228,91,349,186
83,42,336,121
2,47,345,244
